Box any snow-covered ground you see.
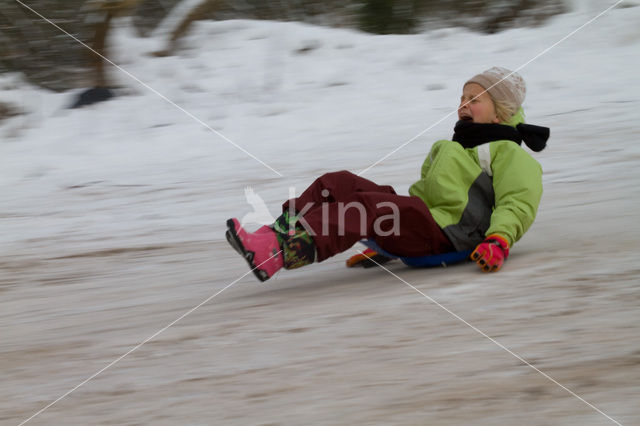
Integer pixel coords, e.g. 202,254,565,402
1,1,639,424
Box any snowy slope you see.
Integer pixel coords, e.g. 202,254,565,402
1,2,639,424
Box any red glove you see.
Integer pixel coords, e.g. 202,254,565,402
471,234,510,272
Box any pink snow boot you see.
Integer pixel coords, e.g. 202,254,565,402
225,218,284,282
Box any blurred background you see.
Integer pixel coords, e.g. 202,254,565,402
1,0,565,95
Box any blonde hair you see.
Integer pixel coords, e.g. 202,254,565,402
490,96,516,123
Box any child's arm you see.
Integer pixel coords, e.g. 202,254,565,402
485,141,543,246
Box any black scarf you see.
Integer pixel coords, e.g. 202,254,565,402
452,120,549,152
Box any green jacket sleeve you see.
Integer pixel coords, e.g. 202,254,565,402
486,141,543,245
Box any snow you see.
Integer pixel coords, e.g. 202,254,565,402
1,2,639,424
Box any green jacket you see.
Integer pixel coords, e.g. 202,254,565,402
408,109,543,251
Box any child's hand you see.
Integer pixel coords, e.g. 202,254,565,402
471,234,510,272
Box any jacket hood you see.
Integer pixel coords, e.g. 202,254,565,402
502,107,525,127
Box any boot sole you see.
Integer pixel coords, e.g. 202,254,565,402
225,219,270,282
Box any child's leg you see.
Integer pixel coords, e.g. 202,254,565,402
300,192,454,261
226,171,450,280
282,170,396,213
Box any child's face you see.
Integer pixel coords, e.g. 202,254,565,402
458,83,500,124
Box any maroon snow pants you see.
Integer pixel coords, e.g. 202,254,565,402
282,170,454,262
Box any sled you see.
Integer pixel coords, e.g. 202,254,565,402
360,240,471,268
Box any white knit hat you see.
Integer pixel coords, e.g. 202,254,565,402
465,67,526,115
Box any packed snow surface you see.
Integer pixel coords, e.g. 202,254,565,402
1,1,639,424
